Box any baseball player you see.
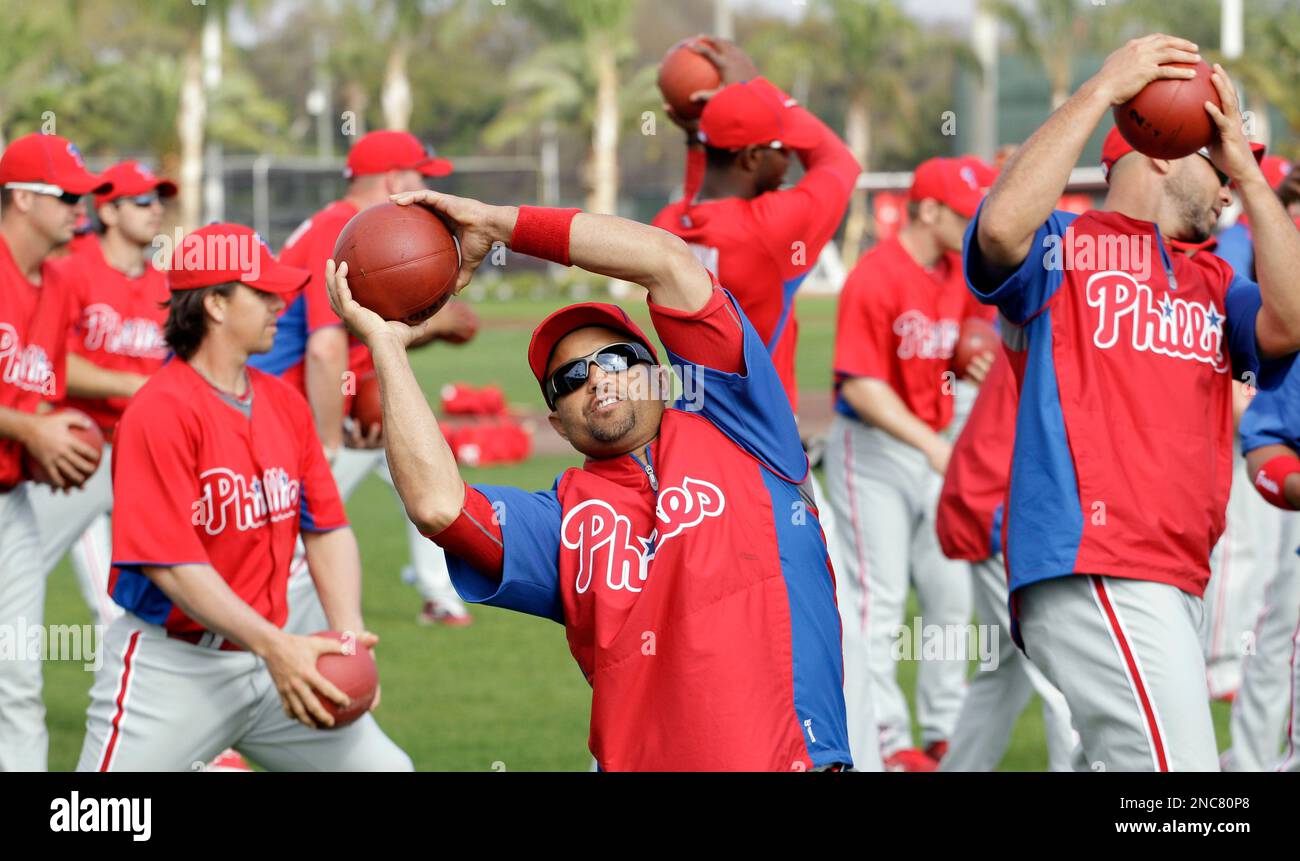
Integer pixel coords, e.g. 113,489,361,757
825,157,996,771
77,222,410,771
652,38,866,765
249,130,478,630
1224,359,1300,770
1199,158,1298,702
0,133,110,772
934,352,1076,772
965,35,1300,770
26,161,176,625
652,37,859,414
326,192,851,771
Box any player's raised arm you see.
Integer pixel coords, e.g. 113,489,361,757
1202,66,1300,356
389,191,715,313
975,34,1201,275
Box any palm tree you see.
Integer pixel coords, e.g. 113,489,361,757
0,3,76,149
484,0,647,214
983,0,1095,111
1231,12,1300,156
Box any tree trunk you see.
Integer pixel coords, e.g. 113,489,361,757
587,40,620,215
382,36,412,131
342,79,370,139
1049,49,1071,110
841,95,871,268
177,43,205,233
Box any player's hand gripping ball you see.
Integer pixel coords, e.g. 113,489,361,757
333,203,461,325
22,408,104,487
312,631,378,729
953,318,999,380
1114,60,1220,160
658,39,721,120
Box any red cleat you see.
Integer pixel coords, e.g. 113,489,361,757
206,748,253,772
924,740,949,763
883,748,938,772
419,600,473,627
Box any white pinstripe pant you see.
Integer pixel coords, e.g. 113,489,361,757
1018,574,1219,772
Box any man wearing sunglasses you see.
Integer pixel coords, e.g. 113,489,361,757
965,36,1300,770
0,132,112,770
326,192,851,771
26,161,176,626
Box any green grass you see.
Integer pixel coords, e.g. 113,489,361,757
39,293,1233,771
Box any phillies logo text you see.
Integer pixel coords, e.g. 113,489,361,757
0,323,56,396
561,478,726,594
893,311,959,360
194,467,300,534
81,305,167,359
1086,271,1227,372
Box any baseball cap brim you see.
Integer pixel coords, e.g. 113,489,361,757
527,303,659,404
246,256,311,296
417,157,454,178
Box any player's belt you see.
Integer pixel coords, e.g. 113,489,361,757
167,629,246,652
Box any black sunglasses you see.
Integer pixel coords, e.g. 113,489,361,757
1195,149,1230,187
545,341,655,409
41,189,83,206
3,183,82,206
116,194,161,207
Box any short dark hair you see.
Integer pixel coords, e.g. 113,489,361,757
906,199,921,221
0,188,12,211
163,283,237,360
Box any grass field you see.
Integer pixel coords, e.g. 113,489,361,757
40,293,1233,771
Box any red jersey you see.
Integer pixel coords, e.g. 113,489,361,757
965,207,1294,599
652,80,859,412
935,351,1017,562
434,289,850,771
0,235,69,490
834,239,994,431
108,361,348,634
248,200,358,391
52,238,170,436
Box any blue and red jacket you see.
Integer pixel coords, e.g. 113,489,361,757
431,288,850,771
963,206,1293,604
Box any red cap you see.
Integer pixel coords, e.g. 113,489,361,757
167,223,309,295
909,157,984,218
94,161,177,208
345,131,453,180
1260,155,1293,192
698,78,820,151
0,133,111,196
527,303,659,402
958,155,998,192
1101,126,1265,182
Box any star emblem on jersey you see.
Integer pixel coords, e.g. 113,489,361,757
1085,271,1229,373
